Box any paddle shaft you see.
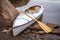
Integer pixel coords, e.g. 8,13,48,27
23,12,52,33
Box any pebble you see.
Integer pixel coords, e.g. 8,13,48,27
23,29,30,34
38,31,45,34
31,30,34,33
27,39,31,40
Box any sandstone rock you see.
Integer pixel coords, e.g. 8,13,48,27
28,23,41,30
52,28,60,34
47,23,59,28
38,31,45,34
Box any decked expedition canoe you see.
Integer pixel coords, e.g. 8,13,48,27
13,5,44,36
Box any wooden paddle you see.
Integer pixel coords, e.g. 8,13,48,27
23,12,52,33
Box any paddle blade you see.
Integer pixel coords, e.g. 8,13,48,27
37,21,52,33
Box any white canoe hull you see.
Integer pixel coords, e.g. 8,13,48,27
13,5,44,36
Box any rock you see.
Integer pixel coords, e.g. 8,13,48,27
46,23,59,31
47,23,59,28
23,29,31,34
38,31,45,34
28,23,41,30
52,28,60,34
28,23,59,31
31,30,35,33
43,34,60,40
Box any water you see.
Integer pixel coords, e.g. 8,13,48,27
29,0,60,25
40,1,60,25
17,0,60,25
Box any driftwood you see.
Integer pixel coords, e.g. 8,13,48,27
0,0,19,28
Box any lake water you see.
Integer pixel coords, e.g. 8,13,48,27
41,1,60,25
17,0,60,25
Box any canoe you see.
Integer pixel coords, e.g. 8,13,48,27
13,5,44,36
